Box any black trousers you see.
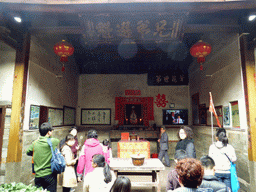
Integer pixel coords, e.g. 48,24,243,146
63,187,71,192
35,173,57,192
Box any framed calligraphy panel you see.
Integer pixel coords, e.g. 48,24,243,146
81,108,111,125
79,12,188,44
147,70,188,86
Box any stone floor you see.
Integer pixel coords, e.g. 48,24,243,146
57,160,246,192
57,160,174,192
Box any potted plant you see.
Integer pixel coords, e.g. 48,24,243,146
0,182,48,192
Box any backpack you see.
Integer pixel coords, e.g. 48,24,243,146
47,138,66,174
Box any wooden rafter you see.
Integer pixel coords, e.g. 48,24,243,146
2,1,256,14
29,24,240,35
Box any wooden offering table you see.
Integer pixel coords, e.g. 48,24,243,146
110,158,165,192
117,140,150,158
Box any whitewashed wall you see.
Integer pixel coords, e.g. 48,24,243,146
77,74,190,129
0,41,15,105
189,32,247,129
189,32,250,190
23,35,80,130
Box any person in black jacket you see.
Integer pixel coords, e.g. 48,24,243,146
158,125,170,167
199,155,229,192
175,126,196,158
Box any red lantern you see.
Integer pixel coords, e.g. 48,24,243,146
190,40,212,70
54,40,74,62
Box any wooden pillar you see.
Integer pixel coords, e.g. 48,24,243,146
6,32,30,163
240,35,256,162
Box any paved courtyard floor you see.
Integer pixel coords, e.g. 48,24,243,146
57,160,174,192
57,159,246,192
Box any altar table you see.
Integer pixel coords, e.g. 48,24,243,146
117,140,150,158
109,158,165,192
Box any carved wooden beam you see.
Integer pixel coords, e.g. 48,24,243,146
183,24,240,33
2,1,256,14
29,24,240,35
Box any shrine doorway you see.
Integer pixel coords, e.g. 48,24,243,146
115,97,154,126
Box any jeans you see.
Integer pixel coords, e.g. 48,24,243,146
35,173,57,192
158,149,170,166
215,172,231,191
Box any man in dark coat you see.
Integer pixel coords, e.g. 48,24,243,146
199,155,228,192
158,125,170,167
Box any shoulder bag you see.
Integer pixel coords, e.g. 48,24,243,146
47,138,66,174
224,153,240,192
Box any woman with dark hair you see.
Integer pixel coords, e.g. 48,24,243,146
60,127,81,181
77,130,104,182
110,176,131,192
209,128,237,191
101,139,112,164
83,154,116,192
173,158,207,192
175,126,196,158
59,134,78,192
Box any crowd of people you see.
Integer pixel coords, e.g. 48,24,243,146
162,126,236,192
27,122,236,192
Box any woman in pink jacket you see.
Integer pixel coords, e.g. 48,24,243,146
77,130,104,182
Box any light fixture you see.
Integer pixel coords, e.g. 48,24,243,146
248,13,256,21
14,16,22,23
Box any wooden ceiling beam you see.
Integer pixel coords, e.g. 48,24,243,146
29,26,83,35
29,24,240,35
183,24,240,33
2,1,256,14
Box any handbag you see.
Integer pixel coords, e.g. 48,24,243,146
224,153,240,192
47,138,66,174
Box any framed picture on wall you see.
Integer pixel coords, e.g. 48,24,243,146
48,108,64,127
223,105,231,128
81,108,111,125
230,101,240,128
29,105,40,129
63,106,76,126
